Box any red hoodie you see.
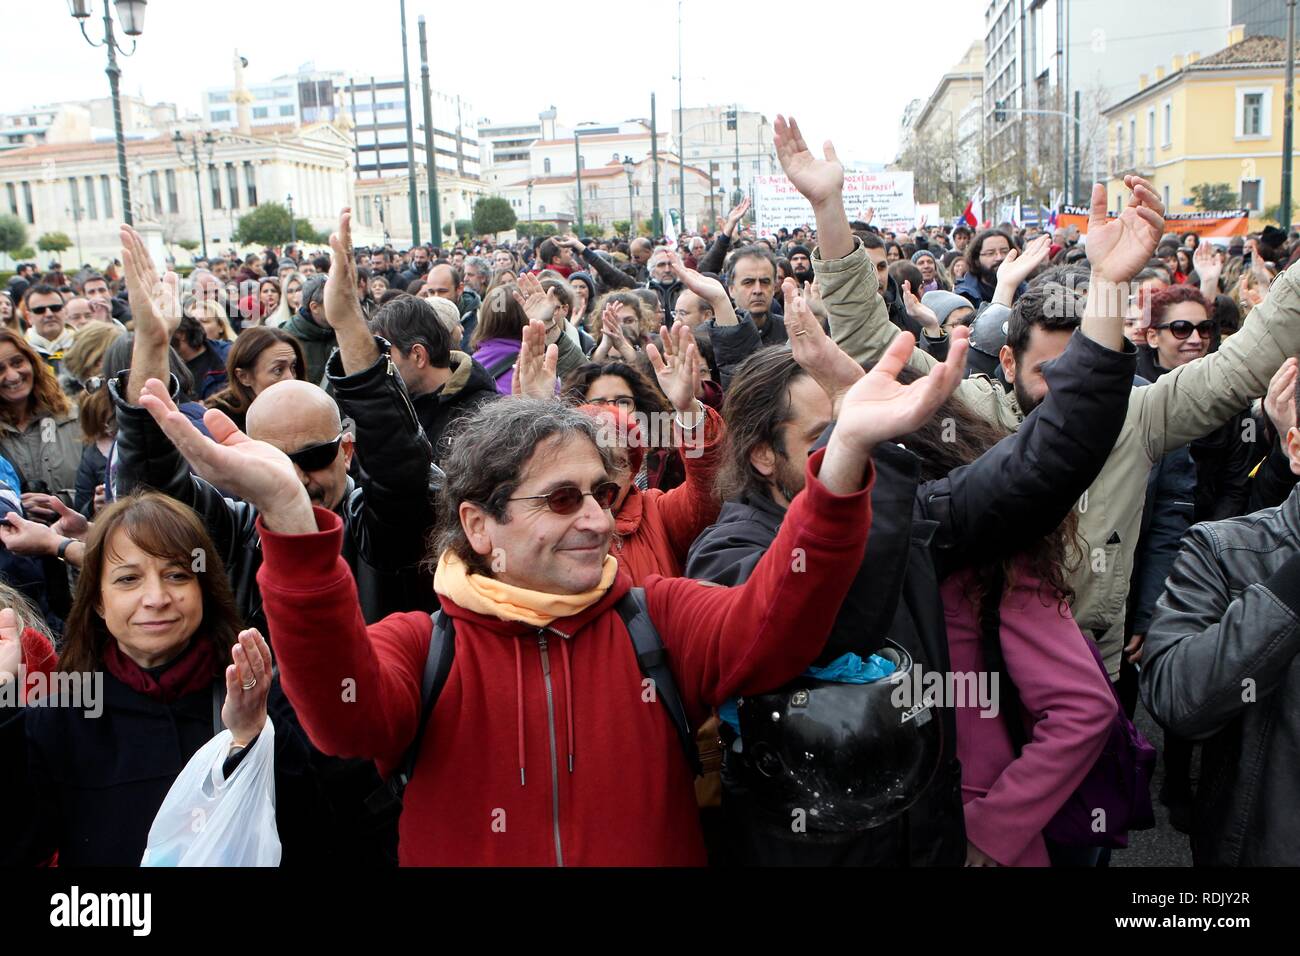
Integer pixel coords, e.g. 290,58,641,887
257,448,873,866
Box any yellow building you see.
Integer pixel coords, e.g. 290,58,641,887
1104,30,1300,228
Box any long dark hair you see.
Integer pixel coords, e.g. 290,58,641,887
205,326,307,419
716,346,809,503
0,328,71,423
889,363,1081,612
965,228,1015,288
58,492,240,675
560,361,669,417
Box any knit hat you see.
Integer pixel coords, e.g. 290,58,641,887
921,290,972,327
911,249,937,265
786,244,812,260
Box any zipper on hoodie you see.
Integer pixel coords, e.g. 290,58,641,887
537,632,564,867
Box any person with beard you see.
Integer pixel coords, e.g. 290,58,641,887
398,244,431,290
646,247,685,321
955,229,1020,309
788,245,814,285
807,135,1300,688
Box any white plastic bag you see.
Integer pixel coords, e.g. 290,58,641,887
141,719,281,867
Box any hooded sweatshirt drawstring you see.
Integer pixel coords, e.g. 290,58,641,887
514,640,525,787
560,638,575,773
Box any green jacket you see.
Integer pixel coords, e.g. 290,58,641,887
816,239,1300,678
284,309,340,386
0,406,83,504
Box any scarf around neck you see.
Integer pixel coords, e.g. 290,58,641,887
434,549,618,627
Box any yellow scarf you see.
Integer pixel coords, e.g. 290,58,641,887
434,550,619,627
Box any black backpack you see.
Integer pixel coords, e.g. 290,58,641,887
366,587,699,813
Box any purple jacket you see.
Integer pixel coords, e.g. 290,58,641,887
943,565,1114,866
471,337,522,395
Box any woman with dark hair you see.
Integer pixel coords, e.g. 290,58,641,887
956,228,1017,309
1175,248,1195,284
885,241,903,263
469,284,531,394
205,327,307,433
0,328,83,514
0,492,327,866
568,271,597,331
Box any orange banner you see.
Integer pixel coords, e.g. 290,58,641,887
1056,206,1249,238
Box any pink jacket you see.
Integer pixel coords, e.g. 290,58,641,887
942,566,1114,866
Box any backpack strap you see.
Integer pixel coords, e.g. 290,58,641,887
975,566,1028,754
365,610,456,814
616,587,702,777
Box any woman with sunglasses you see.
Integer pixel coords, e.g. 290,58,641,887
0,329,83,521
568,324,724,584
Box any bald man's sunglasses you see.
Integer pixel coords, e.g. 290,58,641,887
287,433,344,472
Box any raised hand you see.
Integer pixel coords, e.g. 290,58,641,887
514,318,559,400
0,608,22,686
222,628,273,748
724,197,751,236
1239,273,1264,308
1085,176,1165,285
783,277,863,414
901,280,941,334
1264,357,1298,449
598,301,637,362
325,207,363,329
513,272,556,330
774,114,844,209
834,326,969,455
666,250,727,302
136,378,315,534
996,234,1053,292
646,323,701,416
1193,239,1222,291
121,224,181,347
22,493,89,540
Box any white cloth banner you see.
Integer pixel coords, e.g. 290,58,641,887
754,171,916,236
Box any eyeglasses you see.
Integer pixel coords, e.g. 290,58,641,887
586,395,636,410
286,433,344,472
28,303,64,315
1154,320,1217,340
508,480,622,515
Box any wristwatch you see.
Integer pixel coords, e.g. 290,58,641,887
56,538,73,562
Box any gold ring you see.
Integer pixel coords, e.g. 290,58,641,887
794,330,809,336
241,678,257,691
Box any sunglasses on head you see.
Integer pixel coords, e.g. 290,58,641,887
29,303,64,315
286,433,343,472
1155,319,1217,340
508,480,621,515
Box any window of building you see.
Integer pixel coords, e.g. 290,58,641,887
252,107,268,119
21,181,33,223
209,165,222,210
539,204,546,214
1238,88,1272,138
101,175,112,218
543,158,551,173
1241,178,1263,211
5,183,16,218
243,161,257,206
1163,184,1171,209
1128,116,1136,164
362,201,372,227
148,171,162,216
69,177,82,218
165,169,178,213
1162,101,1172,147
1116,123,1124,167
226,164,239,210
84,176,97,220
211,110,231,123
1147,109,1155,163
280,105,295,117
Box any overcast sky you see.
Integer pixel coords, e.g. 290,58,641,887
14,0,984,166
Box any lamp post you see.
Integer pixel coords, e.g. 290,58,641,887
574,130,586,238
173,130,215,259
287,194,296,244
622,156,636,237
68,0,148,226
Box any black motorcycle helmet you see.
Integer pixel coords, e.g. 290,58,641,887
731,639,942,840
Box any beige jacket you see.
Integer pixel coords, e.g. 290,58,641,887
816,240,1300,678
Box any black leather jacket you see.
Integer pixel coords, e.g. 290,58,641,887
1142,484,1300,865
109,336,440,631
687,329,1137,865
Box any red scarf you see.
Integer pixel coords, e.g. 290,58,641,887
102,637,217,703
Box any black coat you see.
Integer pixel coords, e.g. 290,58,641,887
686,328,1137,864
1,669,328,866
412,352,500,463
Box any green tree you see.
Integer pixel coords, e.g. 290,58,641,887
516,221,557,239
612,220,631,237
13,245,34,261
0,215,27,262
1189,182,1239,212
472,197,517,237
36,231,72,254
233,202,325,247
177,239,201,252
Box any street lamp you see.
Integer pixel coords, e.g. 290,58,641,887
287,194,296,244
173,129,216,259
68,0,148,226
622,156,635,237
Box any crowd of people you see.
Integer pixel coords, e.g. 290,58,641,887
2,112,1300,868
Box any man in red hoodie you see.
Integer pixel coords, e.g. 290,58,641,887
135,320,968,865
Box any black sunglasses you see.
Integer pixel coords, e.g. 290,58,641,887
29,303,64,315
286,433,343,472
508,480,621,515
1154,319,1217,340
